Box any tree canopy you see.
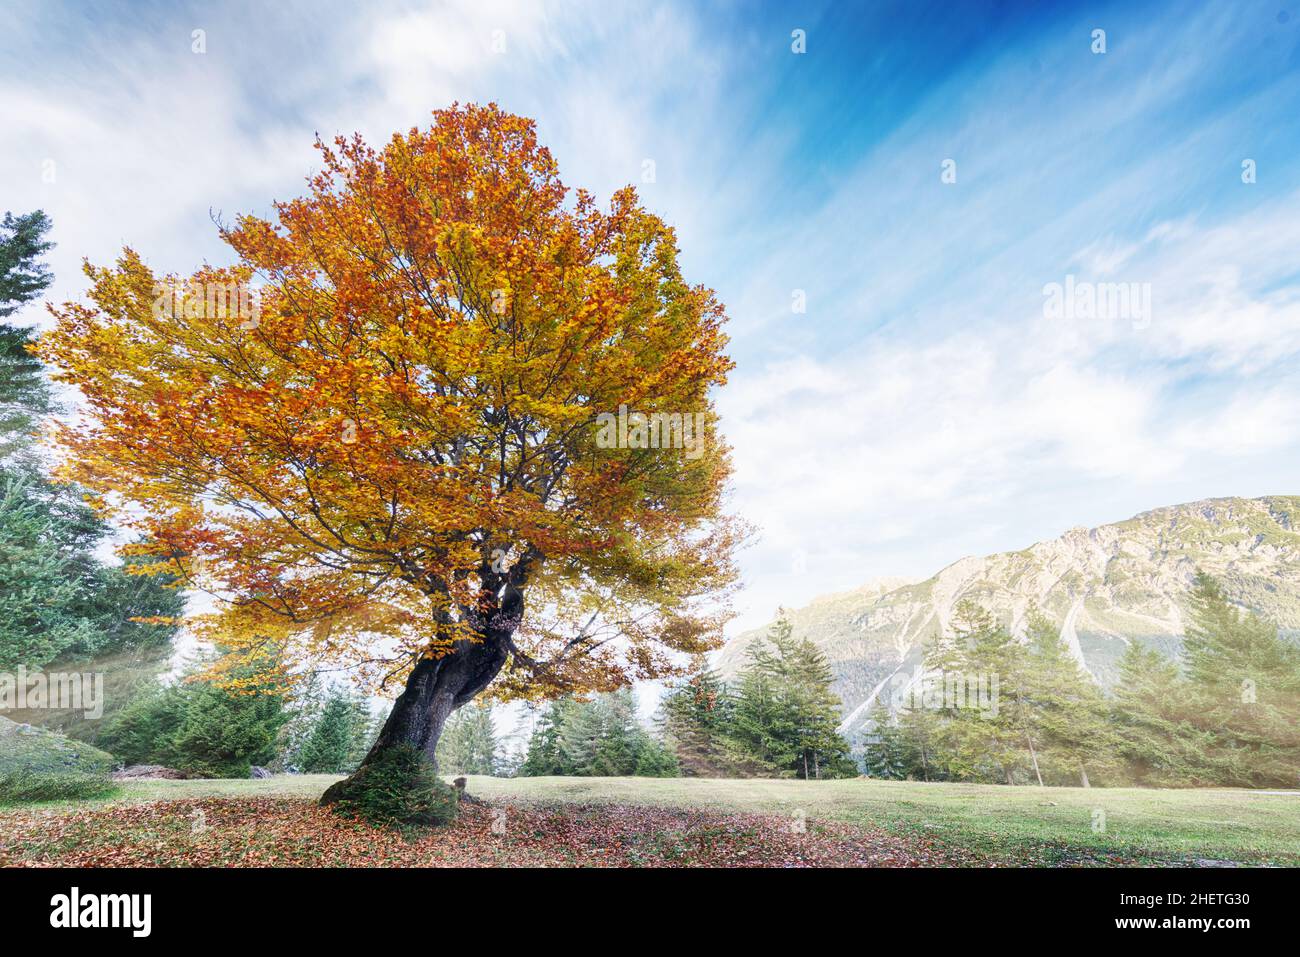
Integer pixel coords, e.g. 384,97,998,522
38,105,742,726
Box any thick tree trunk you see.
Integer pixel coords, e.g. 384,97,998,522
374,634,508,763
320,598,517,805
1079,766,1091,788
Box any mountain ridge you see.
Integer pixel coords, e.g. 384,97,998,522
717,495,1300,740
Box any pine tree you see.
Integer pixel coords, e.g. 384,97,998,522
861,700,907,779
1180,572,1300,787
1020,608,1117,787
0,210,55,455
662,667,749,776
436,703,498,775
730,612,854,778
297,691,372,773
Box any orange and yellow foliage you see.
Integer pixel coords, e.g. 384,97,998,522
39,103,742,701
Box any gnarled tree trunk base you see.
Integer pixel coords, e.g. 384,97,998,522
320,632,508,806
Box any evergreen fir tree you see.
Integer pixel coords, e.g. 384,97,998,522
0,209,183,675
0,210,55,455
297,690,372,773
1110,639,1208,786
0,476,97,668
787,636,856,778
346,703,383,770
730,623,794,774
861,700,907,779
1180,572,1300,787
559,691,639,775
166,679,288,778
99,654,289,778
662,667,758,776
895,697,946,781
519,692,679,777
1020,608,1117,787
0,470,185,672
632,734,680,777
519,700,573,776
730,612,854,778
436,702,499,775
924,602,1029,784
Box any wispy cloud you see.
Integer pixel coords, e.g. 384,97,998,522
5,0,1300,636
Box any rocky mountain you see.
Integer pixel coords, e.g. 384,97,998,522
717,496,1300,741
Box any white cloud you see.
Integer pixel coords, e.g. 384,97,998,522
720,187,1300,630
7,0,1300,646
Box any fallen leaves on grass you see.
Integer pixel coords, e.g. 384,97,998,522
0,799,999,868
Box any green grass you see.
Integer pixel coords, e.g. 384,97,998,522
53,773,1300,866
111,774,343,802
0,769,118,804
454,777,1300,865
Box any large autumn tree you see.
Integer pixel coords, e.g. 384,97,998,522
39,104,741,791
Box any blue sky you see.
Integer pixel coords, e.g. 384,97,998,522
5,0,1300,635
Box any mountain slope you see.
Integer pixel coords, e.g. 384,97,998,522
718,496,1300,739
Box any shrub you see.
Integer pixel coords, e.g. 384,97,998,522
97,670,287,778
0,768,118,804
95,685,188,767
165,683,286,778
322,744,458,829
633,736,681,777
